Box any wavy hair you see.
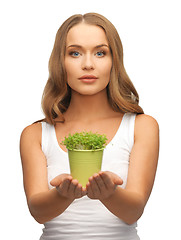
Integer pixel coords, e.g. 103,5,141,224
41,13,144,124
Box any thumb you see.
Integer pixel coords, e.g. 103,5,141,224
109,172,123,186
50,175,62,187
114,177,123,186
50,174,72,186
100,171,123,186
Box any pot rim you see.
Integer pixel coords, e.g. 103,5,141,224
67,148,105,152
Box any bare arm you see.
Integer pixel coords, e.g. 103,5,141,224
20,123,86,224
86,114,159,224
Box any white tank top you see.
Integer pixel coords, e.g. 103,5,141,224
40,113,140,240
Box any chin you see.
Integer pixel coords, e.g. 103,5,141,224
71,84,108,97
74,88,107,97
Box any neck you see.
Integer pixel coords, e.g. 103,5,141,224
64,89,114,122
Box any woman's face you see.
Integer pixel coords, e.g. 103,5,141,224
64,23,112,96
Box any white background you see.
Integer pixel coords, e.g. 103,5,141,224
0,0,180,239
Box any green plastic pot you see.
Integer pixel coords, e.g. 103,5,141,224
68,148,104,188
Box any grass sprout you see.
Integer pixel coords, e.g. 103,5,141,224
61,131,108,150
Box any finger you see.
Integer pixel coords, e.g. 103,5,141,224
50,174,72,186
50,175,62,186
111,173,123,185
89,175,101,196
86,181,94,199
68,179,78,195
93,173,107,193
58,178,71,196
115,178,123,185
100,171,123,186
74,183,83,198
99,172,114,189
81,188,87,196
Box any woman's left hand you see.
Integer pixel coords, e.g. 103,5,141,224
86,171,123,200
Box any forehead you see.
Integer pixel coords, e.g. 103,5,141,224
66,23,109,47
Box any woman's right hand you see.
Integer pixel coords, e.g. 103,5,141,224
50,174,87,200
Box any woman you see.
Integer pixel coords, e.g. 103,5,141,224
20,13,159,240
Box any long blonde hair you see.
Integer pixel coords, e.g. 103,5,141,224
41,13,144,124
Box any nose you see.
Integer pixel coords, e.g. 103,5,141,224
81,53,95,70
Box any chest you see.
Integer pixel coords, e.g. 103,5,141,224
55,116,123,152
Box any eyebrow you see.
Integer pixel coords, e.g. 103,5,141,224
67,44,109,49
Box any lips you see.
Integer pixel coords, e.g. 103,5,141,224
79,75,98,80
78,75,98,83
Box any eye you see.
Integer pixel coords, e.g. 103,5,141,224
69,51,80,57
96,51,106,57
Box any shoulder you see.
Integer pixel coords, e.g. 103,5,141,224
134,114,159,141
20,122,42,146
135,114,159,128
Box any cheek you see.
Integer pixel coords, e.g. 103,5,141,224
65,62,79,88
65,60,77,79
102,61,112,80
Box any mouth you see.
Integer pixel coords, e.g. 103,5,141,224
79,75,98,80
78,75,98,83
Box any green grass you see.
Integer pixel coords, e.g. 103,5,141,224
61,131,108,150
